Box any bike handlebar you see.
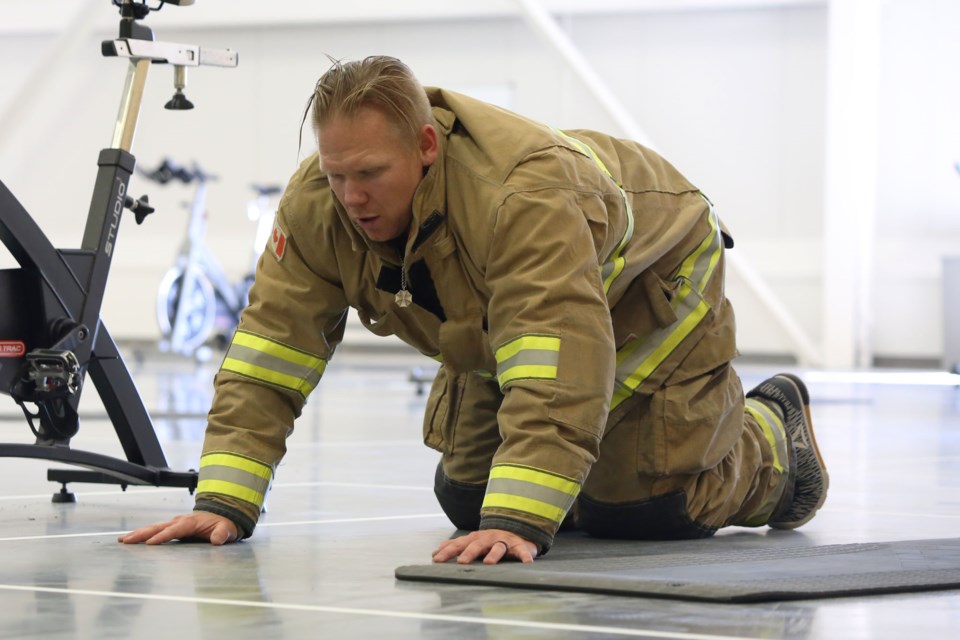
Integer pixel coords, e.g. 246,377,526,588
140,158,218,185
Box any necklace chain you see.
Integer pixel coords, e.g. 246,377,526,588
395,255,412,308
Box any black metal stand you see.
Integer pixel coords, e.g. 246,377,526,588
0,1,235,502
0,159,199,501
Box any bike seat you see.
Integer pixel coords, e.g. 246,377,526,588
251,184,283,197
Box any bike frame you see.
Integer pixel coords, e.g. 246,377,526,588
154,170,279,358
0,1,237,496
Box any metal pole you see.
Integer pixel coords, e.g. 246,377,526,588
515,0,822,365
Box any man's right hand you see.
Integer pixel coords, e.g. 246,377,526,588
118,511,239,545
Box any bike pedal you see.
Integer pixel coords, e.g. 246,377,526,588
23,349,82,397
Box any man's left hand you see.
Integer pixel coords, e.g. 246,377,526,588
432,529,538,565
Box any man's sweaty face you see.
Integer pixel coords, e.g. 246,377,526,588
319,107,429,243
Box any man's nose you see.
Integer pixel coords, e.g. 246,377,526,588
341,179,367,207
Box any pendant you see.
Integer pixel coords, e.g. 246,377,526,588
395,289,413,308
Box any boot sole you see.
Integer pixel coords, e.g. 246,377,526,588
768,374,829,529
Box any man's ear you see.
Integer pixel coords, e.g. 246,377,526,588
419,124,439,167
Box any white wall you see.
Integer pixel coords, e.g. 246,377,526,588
0,0,957,365
874,0,960,361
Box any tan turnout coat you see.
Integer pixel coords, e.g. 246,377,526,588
194,88,739,550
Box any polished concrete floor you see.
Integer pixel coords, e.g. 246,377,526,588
0,346,958,639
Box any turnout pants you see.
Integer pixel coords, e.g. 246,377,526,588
429,212,790,541
430,359,790,541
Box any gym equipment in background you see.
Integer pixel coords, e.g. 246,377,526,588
140,158,280,360
0,0,237,500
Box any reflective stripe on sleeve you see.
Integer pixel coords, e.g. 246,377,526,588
600,195,635,295
220,330,326,399
557,130,635,295
494,334,560,388
482,464,580,525
610,202,724,410
197,452,273,509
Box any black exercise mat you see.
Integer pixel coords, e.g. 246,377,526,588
396,537,960,603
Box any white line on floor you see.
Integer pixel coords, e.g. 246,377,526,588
0,480,432,502
257,513,447,529
819,508,960,520
275,481,432,491
0,584,761,640
0,513,447,542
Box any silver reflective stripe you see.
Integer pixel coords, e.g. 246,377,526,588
610,200,723,410
220,330,326,398
494,335,560,388
485,477,577,514
197,452,273,508
228,342,323,388
745,398,788,473
556,129,634,295
481,464,580,524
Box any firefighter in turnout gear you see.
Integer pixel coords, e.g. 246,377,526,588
120,56,829,563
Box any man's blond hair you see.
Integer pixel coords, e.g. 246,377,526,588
308,55,433,149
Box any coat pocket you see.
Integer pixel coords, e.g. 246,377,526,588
422,366,466,454
355,306,400,338
637,363,743,476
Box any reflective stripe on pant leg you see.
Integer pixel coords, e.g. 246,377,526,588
741,397,791,525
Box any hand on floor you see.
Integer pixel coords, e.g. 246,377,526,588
118,512,238,545
432,529,538,564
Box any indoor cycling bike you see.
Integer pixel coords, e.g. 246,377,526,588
140,158,279,360
0,0,237,499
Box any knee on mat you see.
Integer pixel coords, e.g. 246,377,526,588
577,491,717,540
433,463,485,531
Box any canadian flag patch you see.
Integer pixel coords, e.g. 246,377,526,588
270,220,288,261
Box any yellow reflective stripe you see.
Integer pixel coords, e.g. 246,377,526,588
200,452,272,479
610,383,633,411
221,330,327,398
489,464,579,495
498,364,557,386
482,465,580,524
618,288,709,392
482,493,567,524
495,335,560,363
601,193,634,295
677,209,723,292
556,130,634,295
609,202,724,410
197,452,273,507
495,335,560,388
609,286,710,410
746,400,787,473
196,479,265,506
556,130,615,179
221,357,319,396
232,331,323,370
